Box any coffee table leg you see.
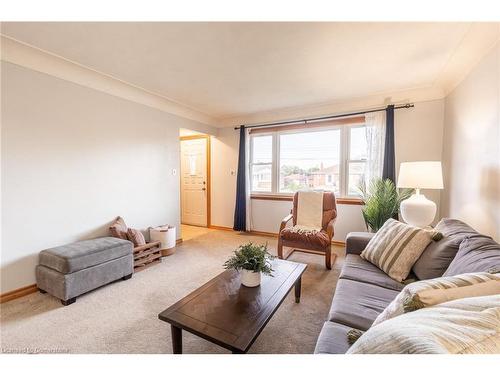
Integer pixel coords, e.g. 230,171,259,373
294,276,302,303
171,325,182,354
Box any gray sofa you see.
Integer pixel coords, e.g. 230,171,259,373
314,218,500,354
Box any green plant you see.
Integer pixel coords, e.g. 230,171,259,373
223,242,275,275
359,178,413,232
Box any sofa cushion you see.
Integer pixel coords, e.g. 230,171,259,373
280,226,330,248
361,219,433,282
39,237,133,274
340,254,405,291
412,218,478,280
444,236,500,276
328,278,399,331
314,321,354,354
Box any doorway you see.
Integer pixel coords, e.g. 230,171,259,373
180,134,211,227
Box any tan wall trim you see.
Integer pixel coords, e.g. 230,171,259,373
250,194,363,205
176,238,183,245
249,230,278,238
208,225,234,231
1,284,38,304
336,198,364,205
331,240,346,247
251,194,293,201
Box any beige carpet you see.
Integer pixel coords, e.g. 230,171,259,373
0,226,345,354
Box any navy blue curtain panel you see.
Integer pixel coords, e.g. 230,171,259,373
382,104,396,183
233,126,247,231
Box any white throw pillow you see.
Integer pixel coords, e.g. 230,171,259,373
372,271,500,327
347,295,500,354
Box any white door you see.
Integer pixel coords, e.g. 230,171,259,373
181,138,208,226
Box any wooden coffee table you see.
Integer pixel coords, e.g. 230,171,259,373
158,259,307,354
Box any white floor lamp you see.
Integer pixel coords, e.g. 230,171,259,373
397,161,444,227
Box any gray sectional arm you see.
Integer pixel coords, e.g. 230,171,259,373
345,232,375,255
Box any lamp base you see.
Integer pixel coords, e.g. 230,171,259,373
400,193,436,228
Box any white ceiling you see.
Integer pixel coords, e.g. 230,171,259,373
1,22,498,125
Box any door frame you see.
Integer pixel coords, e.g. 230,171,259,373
179,135,211,227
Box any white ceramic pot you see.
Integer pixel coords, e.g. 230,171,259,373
240,269,261,287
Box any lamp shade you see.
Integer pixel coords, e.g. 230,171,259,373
397,161,443,189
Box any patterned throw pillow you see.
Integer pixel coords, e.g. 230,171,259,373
372,271,500,327
127,228,146,247
347,294,500,354
109,216,128,240
361,219,433,282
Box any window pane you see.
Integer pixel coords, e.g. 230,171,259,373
348,161,366,196
350,127,368,160
252,135,272,163
279,130,341,194
251,164,272,192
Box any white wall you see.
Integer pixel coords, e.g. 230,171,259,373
1,62,215,293
209,99,445,238
441,43,500,240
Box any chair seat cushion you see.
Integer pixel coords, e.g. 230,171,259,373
314,321,355,354
328,279,399,331
280,226,330,248
39,237,133,274
340,254,405,291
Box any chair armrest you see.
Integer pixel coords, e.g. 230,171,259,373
280,214,293,232
345,232,375,255
326,218,336,239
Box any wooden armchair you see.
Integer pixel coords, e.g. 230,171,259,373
277,192,337,269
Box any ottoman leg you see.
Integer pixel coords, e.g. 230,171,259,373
38,288,47,294
122,274,133,281
61,297,76,306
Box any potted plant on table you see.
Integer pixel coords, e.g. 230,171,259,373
223,242,275,287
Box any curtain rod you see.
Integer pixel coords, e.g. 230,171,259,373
234,103,414,130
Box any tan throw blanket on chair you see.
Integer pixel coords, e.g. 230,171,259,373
292,191,323,234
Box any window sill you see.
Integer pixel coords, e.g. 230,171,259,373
250,194,364,205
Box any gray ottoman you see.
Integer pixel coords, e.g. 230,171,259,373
36,237,134,305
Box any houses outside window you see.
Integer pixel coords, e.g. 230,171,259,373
249,122,367,197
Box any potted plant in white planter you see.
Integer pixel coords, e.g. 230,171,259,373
223,242,275,287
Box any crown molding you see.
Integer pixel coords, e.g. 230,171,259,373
0,35,219,127
435,23,500,96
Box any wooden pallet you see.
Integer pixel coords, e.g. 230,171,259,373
133,241,162,271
